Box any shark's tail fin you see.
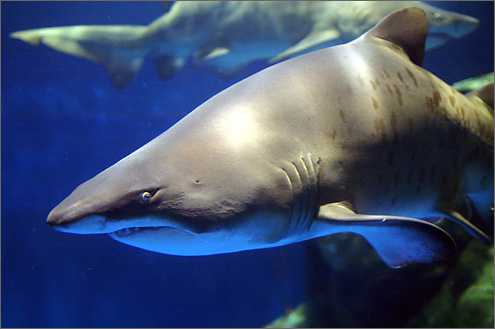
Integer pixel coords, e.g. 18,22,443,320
11,25,157,89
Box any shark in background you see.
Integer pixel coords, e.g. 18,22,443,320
46,8,493,268
11,1,479,89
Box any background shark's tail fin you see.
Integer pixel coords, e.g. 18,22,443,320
11,25,152,89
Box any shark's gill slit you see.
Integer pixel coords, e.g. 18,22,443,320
296,159,310,231
298,155,315,231
285,157,316,234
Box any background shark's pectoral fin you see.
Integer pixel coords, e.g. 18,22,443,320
269,29,340,64
194,40,241,77
154,54,184,80
194,34,232,65
196,47,231,63
316,202,456,268
105,55,144,89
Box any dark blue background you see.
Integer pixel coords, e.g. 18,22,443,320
2,1,493,327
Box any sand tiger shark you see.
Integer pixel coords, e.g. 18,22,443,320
11,1,479,89
46,8,493,268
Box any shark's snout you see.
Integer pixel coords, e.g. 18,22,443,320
46,199,110,234
46,200,83,227
46,208,60,226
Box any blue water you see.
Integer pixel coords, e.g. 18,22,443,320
1,1,493,327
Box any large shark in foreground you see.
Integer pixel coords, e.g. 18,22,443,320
11,1,479,89
47,8,493,268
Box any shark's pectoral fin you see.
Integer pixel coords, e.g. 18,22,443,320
316,202,456,268
269,29,340,64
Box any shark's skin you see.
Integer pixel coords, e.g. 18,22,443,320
10,1,479,89
46,8,493,268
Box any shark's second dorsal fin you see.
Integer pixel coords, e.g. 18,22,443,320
466,83,494,112
364,7,428,67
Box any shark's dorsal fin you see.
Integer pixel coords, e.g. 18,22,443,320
365,7,428,67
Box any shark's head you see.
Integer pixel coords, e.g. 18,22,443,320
415,2,479,50
46,121,299,256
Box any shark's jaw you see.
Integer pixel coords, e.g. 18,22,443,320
48,214,197,237
48,214,224,255
47,210,308,256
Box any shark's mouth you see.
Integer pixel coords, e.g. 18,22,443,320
49,213,198,238
110,226,195,238
425,32,451,49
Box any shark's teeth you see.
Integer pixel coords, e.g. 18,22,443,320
114,227,149,237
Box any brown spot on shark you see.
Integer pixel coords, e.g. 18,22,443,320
370,79,378,90
382,68,390,79
432,90,442,107
357,75,364,86
406,68,418,87
374,118,387,144
346,84,353,95
407,117,414,133
339,109,346,123
386,84,394,95
425,96,434,110
371,96,379,110
393,85,403,106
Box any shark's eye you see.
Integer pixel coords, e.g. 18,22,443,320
431,12,445,22
141,191,153,203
